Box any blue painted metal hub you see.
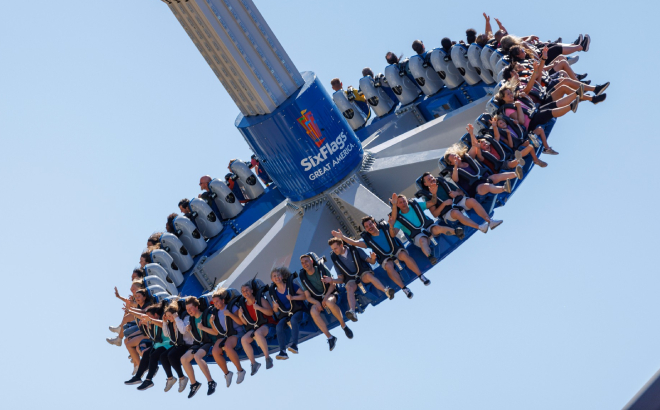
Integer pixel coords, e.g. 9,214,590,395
235,71,364,202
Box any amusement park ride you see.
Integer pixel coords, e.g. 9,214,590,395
143,0,551,355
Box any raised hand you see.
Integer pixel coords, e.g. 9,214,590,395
390,192,398,205
331,229,343,239
466,123,474,134
483,12,490,21
542,46,548,60
429,183,438,195
388,213,396,226
114,287,121,299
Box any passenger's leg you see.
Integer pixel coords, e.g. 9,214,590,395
180,349,197,384
534,127,551,150
451,209,480,229
290,311,303,347
135,347,152,379
361,272,386,292
310,304,332,338
464,198,491,223
430,225,455,237
418,236,432,257
252,325,271,361
276,317,288,352
147,347,172,380
125,335,144,366
241,332,257,365
345,281,357,311
476,183,505,196
325,295,346,328
489,172,517,184
383,260,405,289
166,345,186,378
211,339,230,375
193,348,213,382
397,251,423,277
223,336,244,372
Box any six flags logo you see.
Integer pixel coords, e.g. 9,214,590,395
297,109,325,147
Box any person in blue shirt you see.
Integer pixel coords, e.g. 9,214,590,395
391,191,461,265
269,267,307,360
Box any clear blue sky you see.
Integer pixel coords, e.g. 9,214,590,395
1,0,657,408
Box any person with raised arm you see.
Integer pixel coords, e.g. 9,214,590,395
179,296,217,398
236,281,276,377
299,253,353,350
489,117,548,167
205,288,248,386
328,237,394,322
333,215,429,299
466,124,524,180
268,267,307,361
391,190,463,265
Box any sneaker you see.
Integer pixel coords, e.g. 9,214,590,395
164,377,177,392
250,362,261,376
178,376,188,392
287,345,299,354
573,34,583,45
514,150,525,167
503,179,512,194
124,375,142,385
478,222,489,233
385,287,395,300
491,219,505,230
428,256,438,265
528,133,540,148
109,325,121,334
567,55,579,65
594,82,609,96
328,335,338,350
581,34,590,52
543,147,559,155
207,380,216,396
137,380,154,391
576,83,584,100
570,97,579,113
514,165,524,180
555,37,562,43
236,369,246,385
132,364,138,376
582,79,591,85
345,310,358,322
576,73,588,81
276,350,289,360
420,274,431,286
107,336,122,347
454,226,465,240
343,326,354,339
402,287,414,299
224,371,233,388
535,159,548,168
188,381,201,399
265,357,274,369
591,93,607,105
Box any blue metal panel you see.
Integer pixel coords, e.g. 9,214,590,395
236,71,364,202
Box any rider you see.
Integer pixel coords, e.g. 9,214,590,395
328,237,394,322
268,267,307,360
180,296,217,398
236,281,276,377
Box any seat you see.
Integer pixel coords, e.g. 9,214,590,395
468,43,495,84
144,263,179,294
150,248,185,286
450,44,482,86
230,160,265,200
429,48,464,89
208,178,244,219
332,89,367,130
408,54,444,96
359,76,396,117
480,44,497,76
384,61,421,106
172,215,207,257
494,55,510,82
159,233,194,272
189,197,223,239
489,49,506,77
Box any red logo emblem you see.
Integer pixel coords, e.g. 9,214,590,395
297,109,325,147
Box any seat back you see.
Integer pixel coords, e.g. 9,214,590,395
494,55,510,82
358,76,396,117
150,249,184,286
450,44,482,85
468,43,495,84
408,54,444,96
480,44,497,76
159,233,194,272
173,215,207,257
208,178,244,220
429,48,464,89
332,89,367,130
145,263,179,294
384,63,421,105
486,96,500,116
489,48,505,75
189,198,223,239
474,113,492,135
230,160,265,200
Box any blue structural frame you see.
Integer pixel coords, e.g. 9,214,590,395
154,117,558,365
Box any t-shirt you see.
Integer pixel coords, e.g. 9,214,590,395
246,302,275,325
154,334,172,350
216,305,242,332
336,247,369,275
505,105,531,129
300,267,325,295
369,230,393,254
394,201,428,236
275,283,301,310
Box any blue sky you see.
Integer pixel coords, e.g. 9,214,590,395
1,0,658,408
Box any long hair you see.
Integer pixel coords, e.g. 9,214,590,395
270,266,291,282
500,35,536,59
444,143,469,164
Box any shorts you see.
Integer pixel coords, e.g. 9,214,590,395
381,248,407,264
443,197,468,223
244,324,276,340
412,221,441,247
124,325,141,338
345,270,375,285
188,343,213,356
